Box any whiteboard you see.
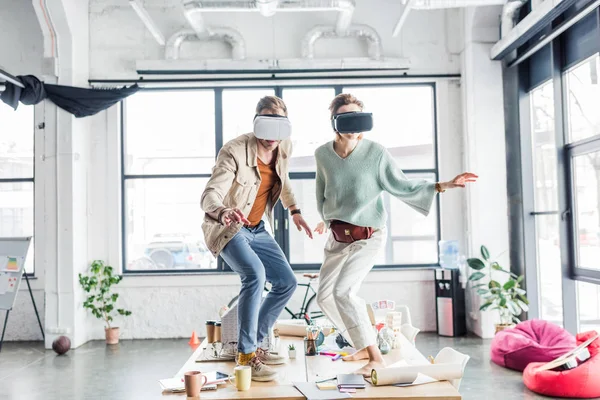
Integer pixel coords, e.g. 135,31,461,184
0,237,32,311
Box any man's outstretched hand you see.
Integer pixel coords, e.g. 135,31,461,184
292,214,313,239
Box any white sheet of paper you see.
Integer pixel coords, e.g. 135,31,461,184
0,273,8,295
394,373,438,387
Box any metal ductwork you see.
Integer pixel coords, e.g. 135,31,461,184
302,24,382,60
402,0,506,8
166,28,246,60
501,0,528,38
183,0,355,35
394,0,521,37
257,0,279,16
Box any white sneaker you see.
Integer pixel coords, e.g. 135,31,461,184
256,347,287,365
249,356,278,382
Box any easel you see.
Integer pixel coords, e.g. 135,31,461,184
0,271,45,352
0,237,44,353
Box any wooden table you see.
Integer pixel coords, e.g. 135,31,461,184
173,335,461,399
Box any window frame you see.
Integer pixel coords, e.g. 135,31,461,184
120,82,442,274
0,105,35,276
513,3,600,333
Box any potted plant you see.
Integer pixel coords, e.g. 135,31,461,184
288,344,296,359
79,260,132,344
467,246,529,334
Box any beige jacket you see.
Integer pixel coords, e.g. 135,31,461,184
200,133,297,257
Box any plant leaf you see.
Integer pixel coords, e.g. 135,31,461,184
489,280,501,289
467,258,486,271
499,293,507,307
507,300,521,315
469,272,486,281
517,275,525,283
477,289,490,296
517,300,529,312
491,262,503,271
471,283,487,288
479,301,493,311
517,294,529,305
481,245,490,260
503,280,516,290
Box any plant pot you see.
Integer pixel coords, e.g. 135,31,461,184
495,324,515,334
288,350,296,359
105,327,120,344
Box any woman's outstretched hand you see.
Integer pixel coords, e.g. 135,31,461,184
314,221,328,235
440,172,478,190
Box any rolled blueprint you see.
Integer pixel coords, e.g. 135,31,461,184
371,363,463,386
274,321,307,337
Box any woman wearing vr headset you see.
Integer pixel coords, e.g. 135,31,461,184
201,96,313,382
314,93,478,376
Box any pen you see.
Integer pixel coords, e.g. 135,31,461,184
319,351,337,357
331,354,342,361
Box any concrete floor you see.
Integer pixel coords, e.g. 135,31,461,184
0,333,572,400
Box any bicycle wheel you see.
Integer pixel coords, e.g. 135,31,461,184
226,287,270,309
304,294,325,322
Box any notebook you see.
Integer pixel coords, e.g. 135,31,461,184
158,377,217,393
337,374,366,389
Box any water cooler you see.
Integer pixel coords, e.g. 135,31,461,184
435,241,467,337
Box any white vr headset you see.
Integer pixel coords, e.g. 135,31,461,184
253,114,292,140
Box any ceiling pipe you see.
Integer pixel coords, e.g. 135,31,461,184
129,0,166,45
302,24,382,60
166,28,246,60
183,0,355,35
183,1,210,37
257,0,280,16
401,0,506,8
392,0,414,37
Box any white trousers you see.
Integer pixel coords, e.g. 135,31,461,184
317,228,386,351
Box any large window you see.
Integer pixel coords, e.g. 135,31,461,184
515,4,600,332
123,90,217,272
529,81,563,325
566,55,600,278
0,105,34,274
122,84,440,273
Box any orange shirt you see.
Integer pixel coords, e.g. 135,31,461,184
247,157,279,226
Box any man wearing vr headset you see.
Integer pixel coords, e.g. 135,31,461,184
201,96,313,382
314,93,478,376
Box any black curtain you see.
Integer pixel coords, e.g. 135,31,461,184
1,75,139,117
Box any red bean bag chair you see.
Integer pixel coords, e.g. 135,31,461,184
491,319,576,371
523,331,600,398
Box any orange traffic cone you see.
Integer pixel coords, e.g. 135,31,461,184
189,331,200,346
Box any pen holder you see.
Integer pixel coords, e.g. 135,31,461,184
304,338,317,356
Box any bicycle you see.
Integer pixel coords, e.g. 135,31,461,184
227,273,325,323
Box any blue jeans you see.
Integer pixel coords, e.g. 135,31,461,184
220,221,297,354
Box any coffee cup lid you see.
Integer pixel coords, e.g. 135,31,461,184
206,320,217,325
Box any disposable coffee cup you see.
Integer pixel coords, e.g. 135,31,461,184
214,322,222,343
206,320,216,344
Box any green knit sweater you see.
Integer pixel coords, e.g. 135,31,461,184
315,139,437,229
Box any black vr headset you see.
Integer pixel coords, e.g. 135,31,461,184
331,112,373,134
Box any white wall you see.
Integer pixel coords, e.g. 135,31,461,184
0,0,45,341
461,6,510,338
